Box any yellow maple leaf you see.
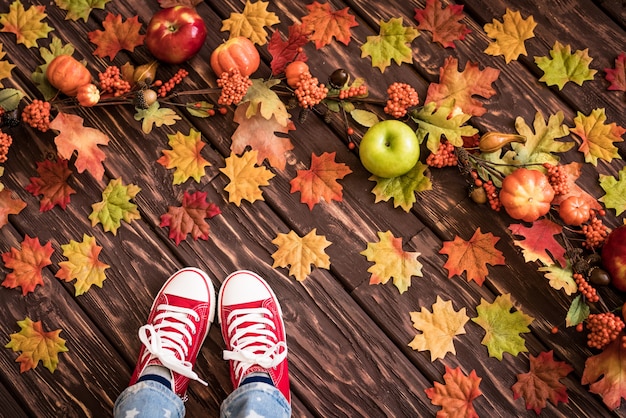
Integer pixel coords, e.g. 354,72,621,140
0,0,54,48
157,128,211,185
571,108,625,166
55,234,110,296
220,150,275,206
484,9,536,63
271,229,331,281
0,43,15,87
221,0,280,45
408,296,469,361
5,317,68,373
361,230,423,294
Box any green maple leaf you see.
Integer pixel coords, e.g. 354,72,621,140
360,17,419,73
240,79,290,128
599,166,626,216
411,101,478,153
134,102,181,134
472,293,534,360
571,108,625,166
535,41,597,89
55,0,110,21
370,162,432,212
89,178,141,235
32,36,76,100
0,0,54,48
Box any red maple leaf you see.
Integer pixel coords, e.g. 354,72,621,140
301,1,358,49
512,351,573,414
509,219,567,267
25,158,76,212
425,365,482,418
268,23,310,75
88,13,145,60
2,235,54,295
0,188,27,228
439,228,506,285
425,56,500,116
290,152,352,210
414,0,471,48
605,53,626,92
160,191,221,246
582,334,626,409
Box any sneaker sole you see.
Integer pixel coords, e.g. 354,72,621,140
217,270,283,324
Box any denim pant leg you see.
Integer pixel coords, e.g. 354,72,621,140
113,381,185,418
220,382,291,418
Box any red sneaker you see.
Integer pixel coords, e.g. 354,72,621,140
129,267,215,400
218,270,290,404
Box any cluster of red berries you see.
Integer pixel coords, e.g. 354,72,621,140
384,82,419,118
586,312,625,350
217,68,252,106
22,100,51,132
544,163,570,195
574,272,599,302
426,140,457,168
582,211,609,249
98,66,131,97
294,71,328,108
157,68,189,97
0,130,12,163
338,85,368,99
482,180,501,211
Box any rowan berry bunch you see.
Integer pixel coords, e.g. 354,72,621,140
217,68,252,106
585,312,625,350
157,68,189,97
384,82,419,118
426,140,457,168
294,71,328,109
582,211,610,249
482,180,501,211
574,272,599,302
544,163,569,195
22,100,51,132
0,130,12,163
338,84,368,99
98,66,131,97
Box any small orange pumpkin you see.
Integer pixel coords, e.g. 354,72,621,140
558,195,590,226
210,37,260,77
46,55,92,96
284,61,309,88
499,168,555,222
76,83,100,107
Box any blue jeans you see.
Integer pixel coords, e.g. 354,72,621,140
113,380,291,417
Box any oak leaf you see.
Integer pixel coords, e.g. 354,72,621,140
414,0,470,48
425,366,482,418
550,162,602,211
408,296,468,361
599,166,626,216
484,9,536,63
537,263,577,296
439,228,505,286
221,0,279,45
55,0,111,21
512,351,573,414
0,188,27,228
5,317,68,373
25,158,76,212
472,293,534,360
240,79,291,128
411,101,477,153
49,112,109,180
605,53,626,91
360,17,418,73
570,108,625,166
290,152,352,210
582,335,626,409
361,230,423,294
134,102,181,134
157,129,211,185
231,102,295,170
88,13,144,60
271,229,331,282
535,41,597,89
0,1,54,48
509,219,567,267
160,191,221,246
0,43,15,87
31,36,76,100
89,178,141,235
268,24,309,75
220,150,275,206
370,161,432,212
301,1,358,49
425,56,500,117
55,234,110,296
1,235,54,295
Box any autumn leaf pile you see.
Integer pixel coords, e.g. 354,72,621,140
0,0,624,415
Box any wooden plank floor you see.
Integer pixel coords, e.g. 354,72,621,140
0,0,624,416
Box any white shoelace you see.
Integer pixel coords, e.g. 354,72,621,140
138,303,208,386
222,307,287,383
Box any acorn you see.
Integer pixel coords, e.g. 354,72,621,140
329,68,349,89
588,266,611,286
469,187,487,204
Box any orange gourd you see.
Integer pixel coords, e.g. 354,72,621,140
46,55,92,96
210,37,260,77
499,168,555,222
284,61,309,88
558,195,590,226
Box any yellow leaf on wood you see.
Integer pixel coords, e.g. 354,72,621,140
220,150,275,206
271,229,331,281
5,317,68,373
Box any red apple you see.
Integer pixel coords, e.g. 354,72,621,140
145,6,207,64
602,224,626,291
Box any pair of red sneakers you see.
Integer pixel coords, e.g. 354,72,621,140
128,268,290,404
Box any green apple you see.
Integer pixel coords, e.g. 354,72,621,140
359,120,420,178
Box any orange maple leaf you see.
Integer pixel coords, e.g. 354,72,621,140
0,188,26,228
25,158,76,212
49,112,109,180
439,228,505,285
289,152,352,210
1,235,54,295
5,317,68,373
582,333,626,409
425,56,500,116
425,365,482,418
509,219,567,267
301,1,358,49
88,13,144,60
160,191,221,245
414,0,471,48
